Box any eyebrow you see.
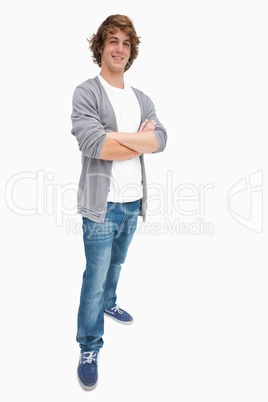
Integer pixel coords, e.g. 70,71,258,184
108,36,130,42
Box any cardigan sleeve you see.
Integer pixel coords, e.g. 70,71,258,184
71,85,107,159
141,94,167,154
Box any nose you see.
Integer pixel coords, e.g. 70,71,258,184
116,42,124,53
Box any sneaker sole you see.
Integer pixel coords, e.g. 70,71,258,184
104,312,134,325
77,372,98,391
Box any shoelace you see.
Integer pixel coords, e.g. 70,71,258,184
111,304,123,314
82,351,97,364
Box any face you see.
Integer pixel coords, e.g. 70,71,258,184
100,29,131,73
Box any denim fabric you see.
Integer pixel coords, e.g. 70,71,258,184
76,199,140,352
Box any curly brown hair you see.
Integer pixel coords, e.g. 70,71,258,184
88,14,141,72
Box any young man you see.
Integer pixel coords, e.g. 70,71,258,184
71,14,167,391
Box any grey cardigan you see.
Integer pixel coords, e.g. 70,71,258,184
71,76,167,223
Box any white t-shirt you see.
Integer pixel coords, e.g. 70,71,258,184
98,75,143,203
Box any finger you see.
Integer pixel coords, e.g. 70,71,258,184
139,119,148,131
147,122,157,129
142,119,148,126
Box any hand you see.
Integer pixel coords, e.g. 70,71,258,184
138,119,157,132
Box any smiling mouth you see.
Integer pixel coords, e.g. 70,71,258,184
112,56,124,61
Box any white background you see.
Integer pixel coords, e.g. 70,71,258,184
1,0,267,401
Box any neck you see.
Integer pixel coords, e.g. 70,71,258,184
100,68,125,89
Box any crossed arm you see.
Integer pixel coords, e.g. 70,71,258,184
99,119,158,161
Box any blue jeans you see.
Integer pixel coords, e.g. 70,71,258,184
76,199,140,352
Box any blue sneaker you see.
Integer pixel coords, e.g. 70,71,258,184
104,304,133,325
77,351,98,391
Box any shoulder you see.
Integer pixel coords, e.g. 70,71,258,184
74,76,101,95
131,86,154,107
130,86,155,116
131,86,147,100
72,76,103,105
